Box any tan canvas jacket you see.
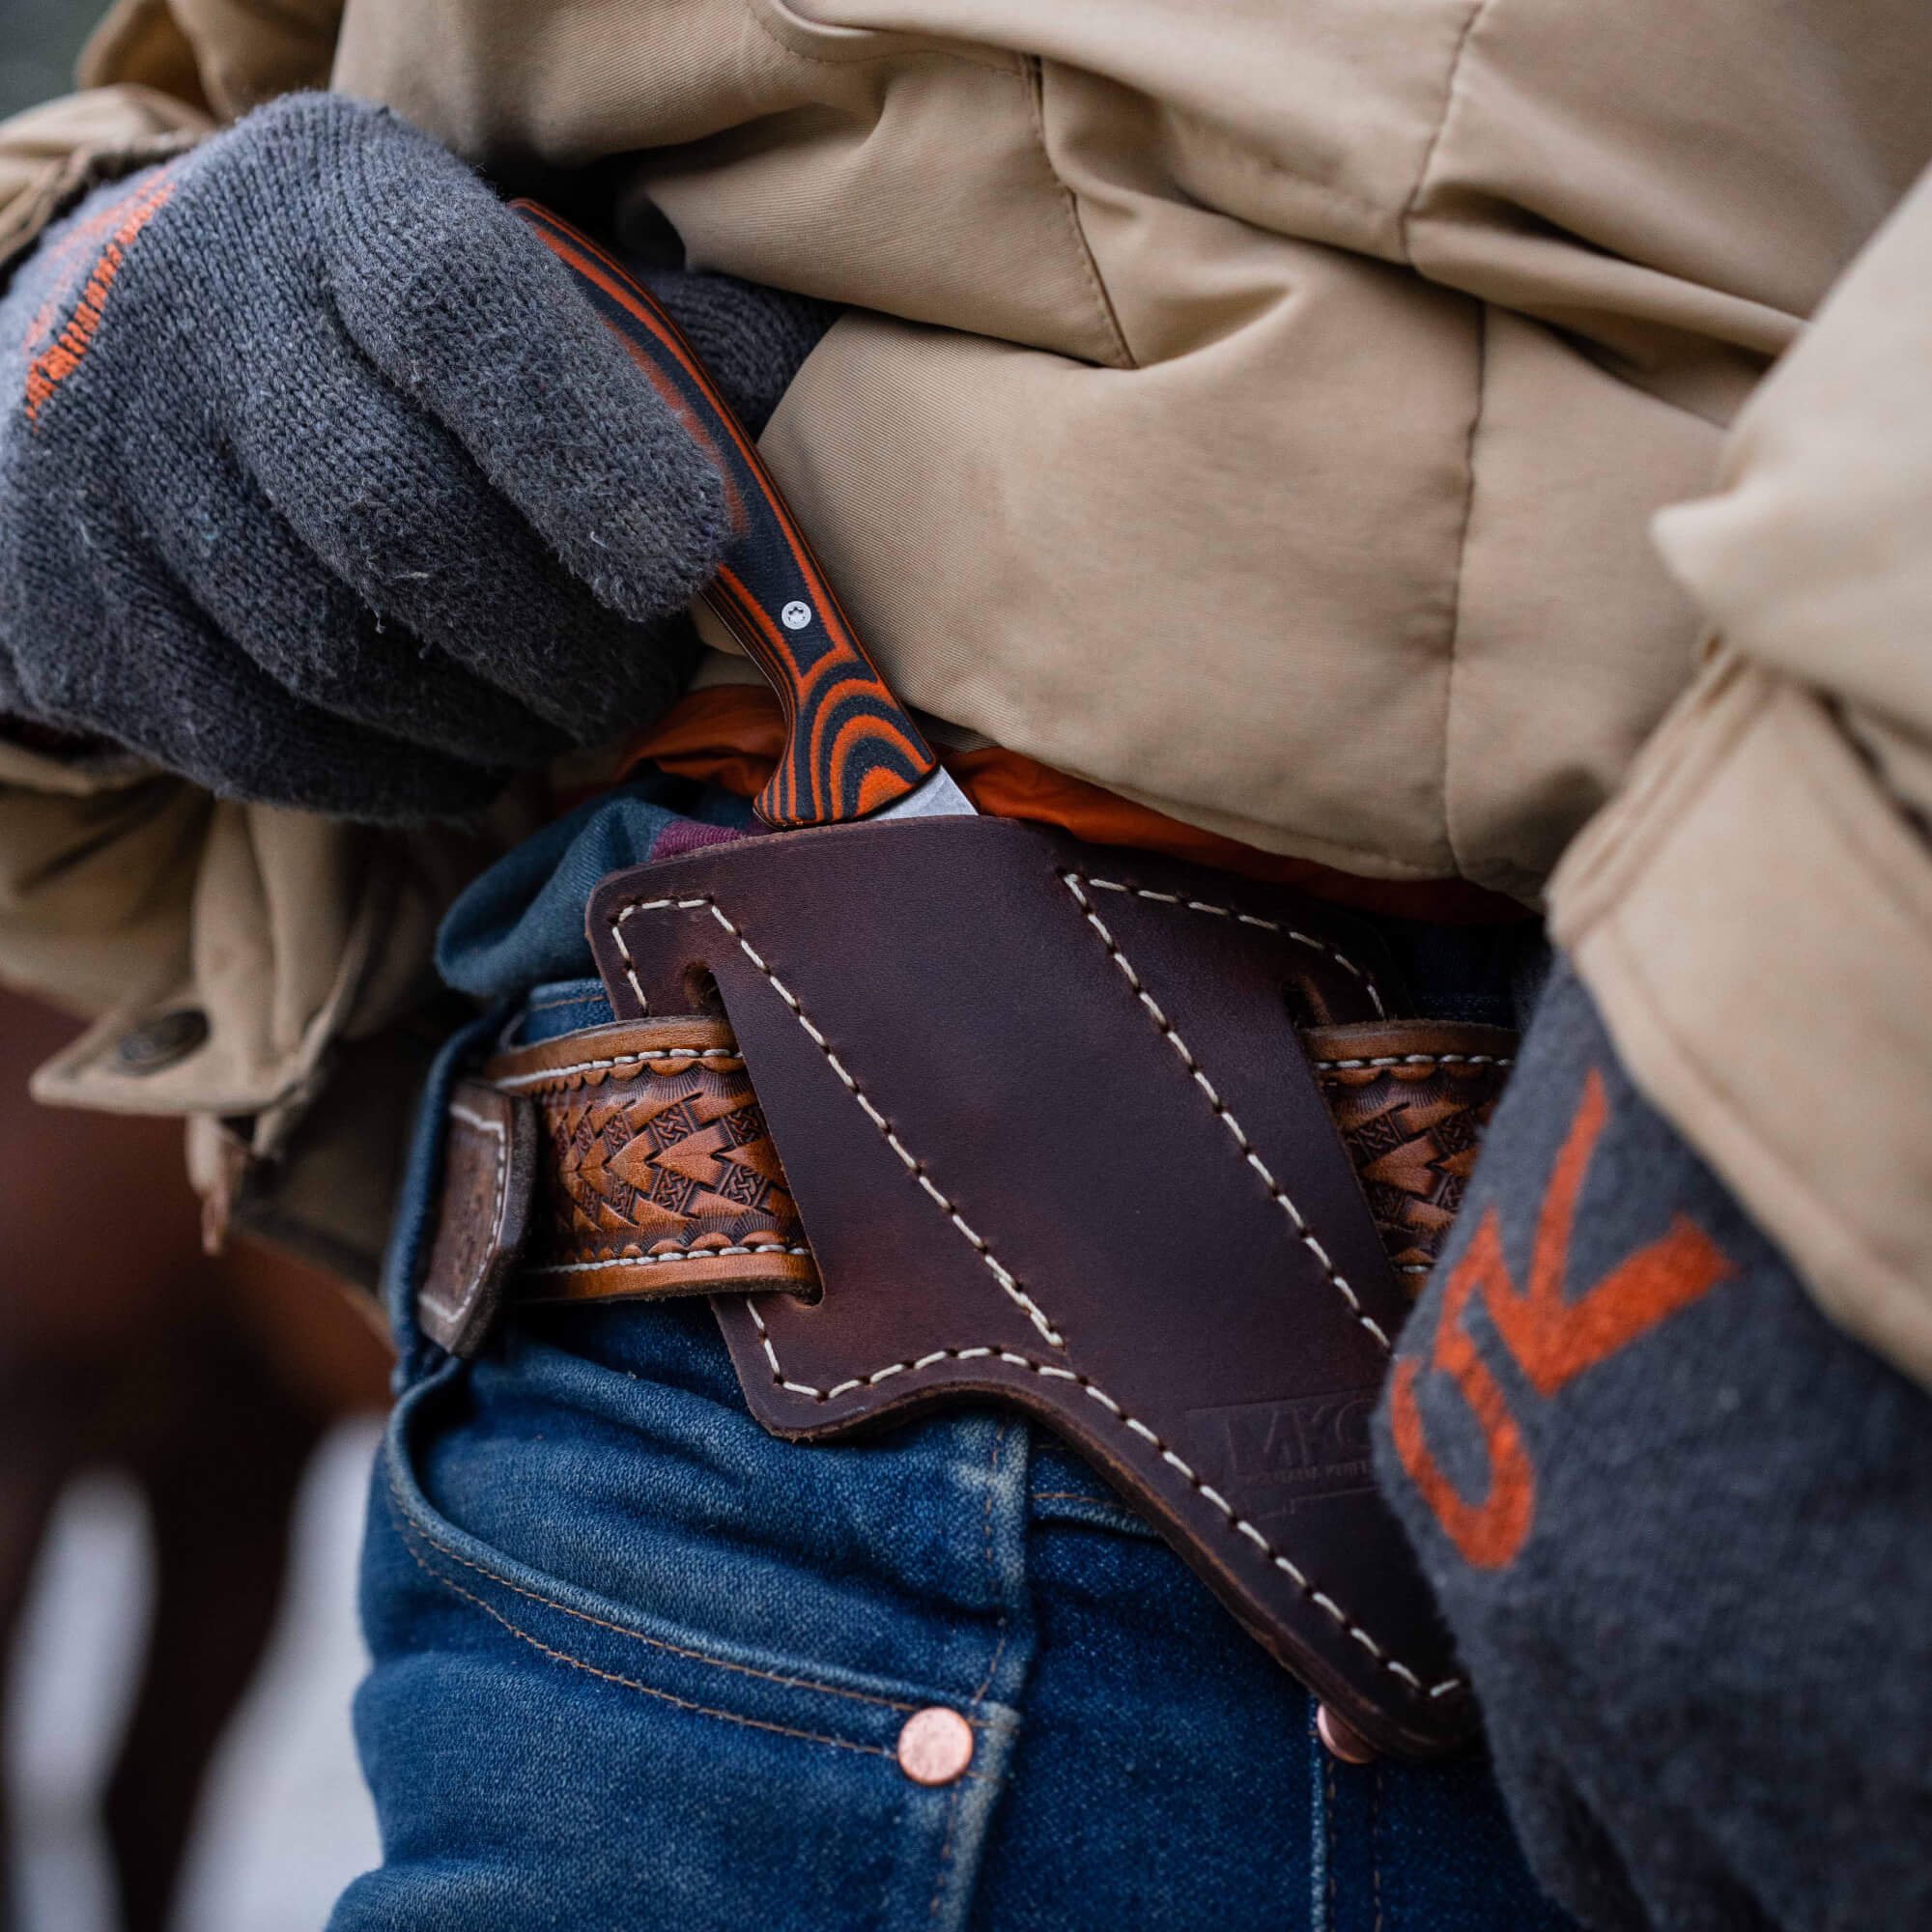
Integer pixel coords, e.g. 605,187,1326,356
3,0,1932,1365
1551,168,1932,1391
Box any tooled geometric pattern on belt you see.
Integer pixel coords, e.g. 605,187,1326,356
482,1017,817,1301
1304,1020,1518,1291
468,1014,1519,1312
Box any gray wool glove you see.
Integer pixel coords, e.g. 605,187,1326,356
0,93,834,820
1374,959,1932,1932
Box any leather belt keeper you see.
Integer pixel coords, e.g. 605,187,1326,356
416,816,1517,1760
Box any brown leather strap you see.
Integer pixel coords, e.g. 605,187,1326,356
481,1017,817,1304
1304,1020,1518,1287
416,1081,539,1357
427,1015,1518,1325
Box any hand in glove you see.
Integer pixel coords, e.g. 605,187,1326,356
1375,960,1932,1932
0,93,833,819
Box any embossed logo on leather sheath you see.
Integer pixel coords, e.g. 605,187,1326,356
1184,1392,1380,1522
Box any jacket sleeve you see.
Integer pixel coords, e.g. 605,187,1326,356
0,721,533,1284
0,723,515,1111
0,83,210,278
0,0,348,274
78,0,342,121
0,0,480,1285
1549,164,1932,1391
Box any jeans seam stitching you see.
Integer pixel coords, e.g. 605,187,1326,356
384,1465,958,1720
926,1419,1013,1923
1324,1747,1338,1927
1371,1763,1385,1932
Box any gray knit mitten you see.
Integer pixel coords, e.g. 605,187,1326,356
1374,961,1932,1932
0,94,832,819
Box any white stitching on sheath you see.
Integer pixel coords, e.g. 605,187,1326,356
607,895,1065,1350
602,878,1460,1698
740,1304,1464,1703
419,1099,506,1325
1060,874,1393,1354
1079,876,1387,1017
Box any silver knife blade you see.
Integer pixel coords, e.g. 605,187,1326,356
871,764,978,822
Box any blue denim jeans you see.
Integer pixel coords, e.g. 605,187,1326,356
330,781,1573,1930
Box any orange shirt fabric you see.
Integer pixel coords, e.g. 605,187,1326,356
620,688,1529,925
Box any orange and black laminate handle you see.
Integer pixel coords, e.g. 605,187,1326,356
513,201,940,829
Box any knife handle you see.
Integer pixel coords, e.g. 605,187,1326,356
513,201,940,829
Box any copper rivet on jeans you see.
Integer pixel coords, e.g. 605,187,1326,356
1317,1702,1379,1765
896,1706,974,1786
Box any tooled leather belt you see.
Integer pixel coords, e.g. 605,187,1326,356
414,816,1514,1760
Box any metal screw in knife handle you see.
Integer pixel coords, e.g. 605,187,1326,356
513,200,943,829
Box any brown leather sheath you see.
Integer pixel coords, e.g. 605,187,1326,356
417,816,1515,1757
596,817,1495,1755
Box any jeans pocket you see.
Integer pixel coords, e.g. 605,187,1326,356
378,1352,1021,1755
344,1333,1032,1931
